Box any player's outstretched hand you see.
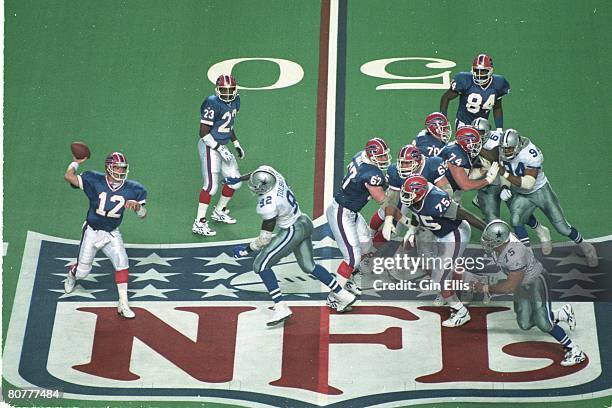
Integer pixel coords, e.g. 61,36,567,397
224,176,241,185
236,145,245,160
500,187,512,202
73,156,89,164
125,200,142,211
233,245,250,259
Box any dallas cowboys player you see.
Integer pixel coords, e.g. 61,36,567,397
472,118,552,253
63,152,148,319
498,129,598,267
229,166,356,326
326,138,389,294
193,74,246,237
400,175,487,327
440,54,509,130
474,220,586,366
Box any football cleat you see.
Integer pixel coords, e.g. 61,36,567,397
267,301,292,327
211,208,237,224
64,265,77,294
192,219,217,236
117,302,136,319
335,289,357,312
534,224,552,256
433,294,446,306
579,242,599,268
560,346,586,367
442,307,471,327
558,303,576,331
345,270,363,296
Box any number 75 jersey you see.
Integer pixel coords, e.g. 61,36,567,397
78,171,147,232
502,140,548,195
256,171,302,229
411,185,462,238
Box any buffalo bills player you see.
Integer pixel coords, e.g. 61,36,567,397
63,152,147,319
440,54,510,131
326,138,389,293
413,112,452,157
229,166,356,325
193,74,246,237
400,175,486,327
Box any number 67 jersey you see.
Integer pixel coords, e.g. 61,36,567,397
334,151,385,213
78,171,147,232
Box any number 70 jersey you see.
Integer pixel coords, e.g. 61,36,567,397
79,171,147,232
256,171,301,229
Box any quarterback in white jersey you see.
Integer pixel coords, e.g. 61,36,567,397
227,166,356,327
498,129,598,266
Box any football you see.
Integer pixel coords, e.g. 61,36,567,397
70,142,91,160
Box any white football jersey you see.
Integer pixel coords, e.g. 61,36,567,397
493,234,544,285
483,130,502,150
255,170,302,229
505,140,548,194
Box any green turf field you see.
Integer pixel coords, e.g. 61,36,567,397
3,1,612,407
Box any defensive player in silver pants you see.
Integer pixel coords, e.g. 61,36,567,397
498,129,598,267
229,166,356,327
474,220,586,366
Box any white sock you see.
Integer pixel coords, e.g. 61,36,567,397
336,275,348,288
216,195,231,212
117,283,129,305
552,309,561,321
197,203,209,221
444,294,463,310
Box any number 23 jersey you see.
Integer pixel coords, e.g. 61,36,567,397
78,171,147,232
256,171,302,229
334,151,385,213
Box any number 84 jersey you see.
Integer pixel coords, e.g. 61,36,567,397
503,140,548,195
78,171,147,232
256,171,302,229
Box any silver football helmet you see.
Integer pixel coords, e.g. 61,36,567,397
500,129,522,160
481,219,511,252
471,118,492,144
248,165,277,195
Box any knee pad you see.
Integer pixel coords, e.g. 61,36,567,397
337,260,354,279
75,263,92,279
208,182,219,196
231,181,242,189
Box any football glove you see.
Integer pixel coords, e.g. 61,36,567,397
218,145,235,162
382,216,395,241
233,245,250,259
500,187,512,202
233,141,245,159
484,161,499,184
403,224,417,248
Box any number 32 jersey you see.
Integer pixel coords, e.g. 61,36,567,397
411,185,461,238
78,171,147,232
334,151,385,213
451,72,510,125
256,170,301,229
200,94,241,145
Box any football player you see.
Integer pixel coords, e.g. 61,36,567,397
400,175,487,327
193,74,246,237
438,126,499,202
440,54,509,130
498,130,598,267
326,138,389,294
474,220,586,366
63,152,148,319
229,166,356,326
472,118,552,253
413,112,452,157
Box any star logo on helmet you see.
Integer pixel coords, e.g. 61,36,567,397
496,231,503,239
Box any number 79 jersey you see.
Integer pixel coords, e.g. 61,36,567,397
334,151,385,213
411,185,462,238
256,171,301,229
200,94,241,145
78,171,147,232
502,140,548,195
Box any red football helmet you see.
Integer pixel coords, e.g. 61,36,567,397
365,137,391,170
105,152,129,182
400,175,429,206
397,144,423,178
215,74,238,103
425,112,451,143
455,126,483,159
471,54,494,86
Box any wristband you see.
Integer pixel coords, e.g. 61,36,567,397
69,162,79,171
136,206,147,217
233,140,241,148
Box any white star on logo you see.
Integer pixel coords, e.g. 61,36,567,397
50,285,106,299
549,268,603,283
131,268,180,282
195,253,242,267
56,257,108,267
312,236,339,249
129,253,182,267
547,253,600,267
195,268,237,282
192,284,239,298
552,284,606,299
52,272,106,282
129,284,178,299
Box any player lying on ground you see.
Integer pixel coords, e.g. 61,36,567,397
497,129,598,266
474,220,586,366
227,166,356,327
64,152,147,319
